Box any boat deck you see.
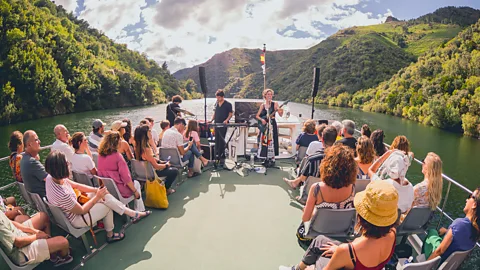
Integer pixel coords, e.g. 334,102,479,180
23,161,305,270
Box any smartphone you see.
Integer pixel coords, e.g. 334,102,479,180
166,156,171,162
98,178,104,188
189,136,193,142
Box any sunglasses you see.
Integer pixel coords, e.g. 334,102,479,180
467,193,476,200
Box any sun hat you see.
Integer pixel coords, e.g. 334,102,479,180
92,119,106,129
111,120,127,131
354,180,399,227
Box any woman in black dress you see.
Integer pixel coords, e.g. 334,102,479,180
256,89,283,159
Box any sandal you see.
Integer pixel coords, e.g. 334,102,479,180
106,232,125,243
283,178,297,190
167,189,176,195
132,211,152,224
187,172,201,178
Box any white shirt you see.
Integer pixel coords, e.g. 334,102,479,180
306,141,324,156
51,139,75,162
385,179,414,213
151,129,160,146
161,127,184,149
70,153,95,179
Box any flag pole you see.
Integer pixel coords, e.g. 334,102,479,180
263,44,266,90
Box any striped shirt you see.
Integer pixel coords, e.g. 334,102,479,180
45,175,78,223
300,150,326,178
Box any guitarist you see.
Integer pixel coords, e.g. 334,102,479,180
166,95,183,127
256,89,283,159
210,90,233,163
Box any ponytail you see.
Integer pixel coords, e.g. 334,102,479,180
472,187,480,241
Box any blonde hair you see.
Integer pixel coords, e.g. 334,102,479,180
424,152,443,210
98,131,120,157
356,135,375,164
390,135,410,153
263,89,274,98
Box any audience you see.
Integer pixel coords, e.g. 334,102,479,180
369,149,414,213
111,121,134,162
161,117,210,178
413,152,443,210
45,151,150,243
8,131,24,183
50,125,74,162
134,125,179,195
422,187,479,263
159,120,170,141
284,126,337,190
331,121,343,141
184,119,201,149
355,136,375,180
295,119,318,151
88,119,106,153
70,132,97,180
305,124,325,156
390,135,414,160
0,209,72,267
281,181,398,270
20,130,47,198
370,129,388,158
97,132,145,212
336,119,357,152
360,124,372,138
145,117,159,146
122,118,135,146
140,119,159,156
0,196,29,223
301,144,357,223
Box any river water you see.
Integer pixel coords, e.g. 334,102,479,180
0,99,479,265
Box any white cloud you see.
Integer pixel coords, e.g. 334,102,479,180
51,0,394,72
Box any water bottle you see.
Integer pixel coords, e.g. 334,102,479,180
404,256,413,265
250,152,255,167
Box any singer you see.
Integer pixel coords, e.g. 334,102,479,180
256,89,283,159
210,90,233,162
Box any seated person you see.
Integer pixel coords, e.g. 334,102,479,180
305,124,326,156
390,135,414,160
284,126,337,190
70,132,97,180
50,125,74,162
301,144,357,223
370,129,388,158
369,150,413,213
45,151,151,242
335,119,357,152
97,132,145,212
20,130,47,198
140,119,159,156
422,187,479,263
8,131,24,183
331,121,343,141
413,152,443,210
296,119,318,152
158,120,170,141
161,117,210,178
281,181,398,270
111,121,134,162
355,136,375,180
122,118,135,146
0,210,72,267
184,119,202,149
145,117,160,146
135,125,178,195
360,124,371,138
0,196,29,223
88,119,106,153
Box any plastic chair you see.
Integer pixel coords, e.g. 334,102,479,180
72,171,94,187
26,191,52,222
92,152,99,168
0,246,39,270
17,182,36,210
402,256,441,270
159,147,189,168
43,198,92,253
298,176,321,204
437,248,474,270
355,179,370,193
295,146,308,164
94,176,134,206
397,207,433,244
130,159,157,182
305,208,357,239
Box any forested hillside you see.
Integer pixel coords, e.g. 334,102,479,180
347,19,480,137
174,7,479,103
0,0,181,125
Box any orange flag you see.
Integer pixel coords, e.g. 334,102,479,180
260,53,265,64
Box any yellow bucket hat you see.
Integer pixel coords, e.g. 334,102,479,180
354,180,399,227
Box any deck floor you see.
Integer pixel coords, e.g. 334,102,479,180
1,162,306,270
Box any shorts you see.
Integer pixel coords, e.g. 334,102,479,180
17,220,50,265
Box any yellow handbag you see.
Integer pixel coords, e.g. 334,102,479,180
145,174,169,209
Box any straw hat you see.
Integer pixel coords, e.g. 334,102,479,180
111,120,127,131
354,181,399,227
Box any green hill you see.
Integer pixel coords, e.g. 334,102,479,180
349,18,480,137
174,7,479,102
0,0,181,125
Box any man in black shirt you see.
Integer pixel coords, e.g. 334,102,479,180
166,95,183,127
210,90,233,162
336,119,357,153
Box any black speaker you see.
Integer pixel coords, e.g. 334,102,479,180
199,66,208,94
312,67,320,98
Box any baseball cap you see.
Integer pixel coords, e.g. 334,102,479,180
92,119,105,129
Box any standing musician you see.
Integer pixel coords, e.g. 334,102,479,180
210,90,233,163
166,95,183,127
256,89,283,159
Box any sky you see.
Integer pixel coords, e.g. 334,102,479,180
52,0,480,72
